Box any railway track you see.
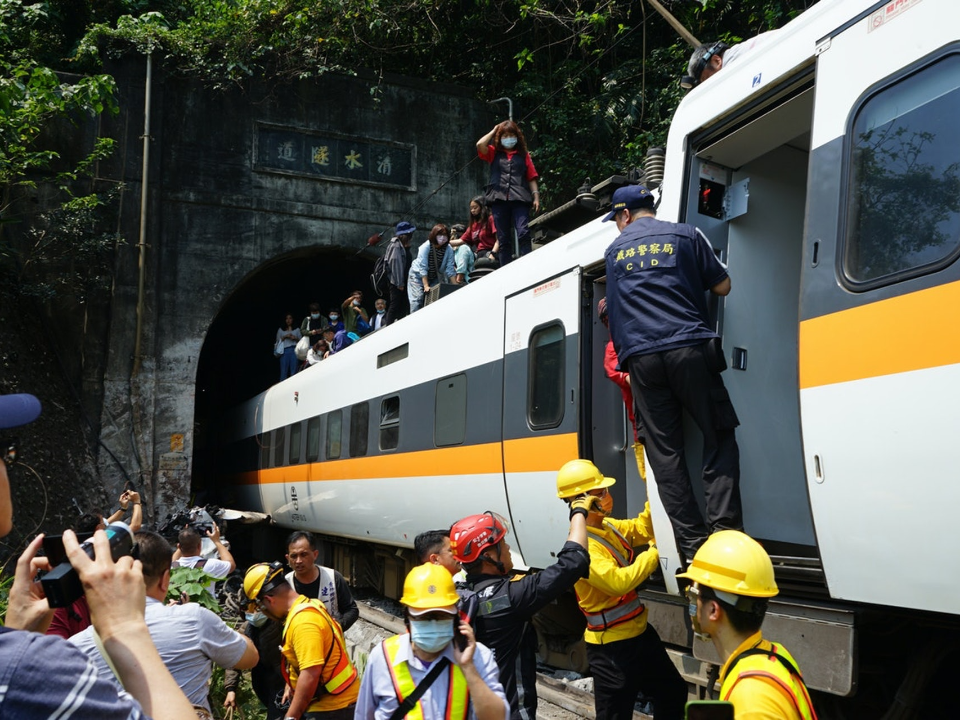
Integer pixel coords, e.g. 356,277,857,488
348,600,663,720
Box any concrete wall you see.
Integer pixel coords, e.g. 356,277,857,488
91,59,491,520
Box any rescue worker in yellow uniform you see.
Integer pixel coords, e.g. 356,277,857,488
243,562,359,720
678,531,818,720
557,459,687,720
354,563,509,720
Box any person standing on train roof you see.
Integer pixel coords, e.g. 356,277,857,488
354,563,509,720
557,458,687,720
449,502,590,720
679,531,818,720
603,183,743,568
384,221,417,325
284,530,359,631
243,561,360,720
476,120,540,267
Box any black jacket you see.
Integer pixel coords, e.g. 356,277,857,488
463,541,589,720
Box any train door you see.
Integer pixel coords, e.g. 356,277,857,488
502,267,582,569
800,0,960,614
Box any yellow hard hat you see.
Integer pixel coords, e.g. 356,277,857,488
400,563,460,613
243,561,286,603
677,530,778,598
556,459,616,498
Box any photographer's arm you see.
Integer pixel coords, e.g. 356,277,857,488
63,529,197,720
208,523,237,572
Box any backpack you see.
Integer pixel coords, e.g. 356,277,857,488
371,250,390,297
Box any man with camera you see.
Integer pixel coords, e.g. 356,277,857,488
0,392,197,719
173,521,236,593
71,530,258,717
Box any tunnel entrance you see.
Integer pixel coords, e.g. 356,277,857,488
192,246,375,499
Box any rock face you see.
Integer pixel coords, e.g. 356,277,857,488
4,62,492,528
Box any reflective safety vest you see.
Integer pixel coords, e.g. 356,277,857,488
578,523,645,631
281,598,357,696
382,634,469,720
720,643,818,720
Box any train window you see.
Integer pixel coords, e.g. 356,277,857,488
349,402,369,457
326,410,342,460
843,53,960,287
435,374,466,447
272,426,285,467
380,396,400,450
378,343,409,368
289,422,302,465
528,323,565,429
306,416,321,463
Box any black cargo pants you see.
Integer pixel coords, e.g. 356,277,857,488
626,340,743,563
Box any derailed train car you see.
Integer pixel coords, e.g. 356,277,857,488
207,0,960,710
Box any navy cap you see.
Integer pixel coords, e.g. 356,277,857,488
0,394,42,430
602,185,654,222
395,221,417,236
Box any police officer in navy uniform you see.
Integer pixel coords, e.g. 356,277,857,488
603,185,743,566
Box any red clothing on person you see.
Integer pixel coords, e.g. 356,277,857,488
605,339,637,436
479,145,539,181
46,596,91,639
461,215,498,252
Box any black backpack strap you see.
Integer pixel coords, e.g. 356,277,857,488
387,657,452,720
727,646,802,679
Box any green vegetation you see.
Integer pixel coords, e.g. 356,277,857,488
166,565,221,611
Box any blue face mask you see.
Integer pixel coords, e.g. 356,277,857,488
377,308,386,314
409,618,455,653
329,314,339,322
501,136,518,149
245,610,269,628
311,313,320,320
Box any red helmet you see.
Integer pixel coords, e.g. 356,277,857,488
449,512,507,564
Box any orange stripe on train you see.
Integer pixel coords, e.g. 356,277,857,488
799,279,960,389
232,433,579,485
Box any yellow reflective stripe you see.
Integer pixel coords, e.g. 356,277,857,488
383,634,470,720
324,663,357,694
720,648,817,720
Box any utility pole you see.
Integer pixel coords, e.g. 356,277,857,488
646,0,701,48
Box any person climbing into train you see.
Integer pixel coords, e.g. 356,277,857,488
243,561,359,720
556,458,687,720
449,502,590,720
678,531,818,720
476,120,540,267
599,296,646,479
354,563,509,720
603,183,743,568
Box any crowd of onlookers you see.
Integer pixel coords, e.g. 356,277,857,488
273,120,542,381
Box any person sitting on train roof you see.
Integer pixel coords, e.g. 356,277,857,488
557,458,687,720
414,528,461,577
306,339,328,366
371,297,388,331
341,290,371,336
301,302,328,344
354,563,509,720
409,223,455,313
450,228,476,285
449,507,589,720
684,32,778,88
679,531,818,720
284,530,359,631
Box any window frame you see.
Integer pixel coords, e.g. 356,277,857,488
379,395,401,451
527,321,566,430
839,48,960,292
349,402,370,457
305,416,322,463
326,409,343,460
435,374,467,447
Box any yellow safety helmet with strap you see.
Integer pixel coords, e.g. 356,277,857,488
400,563,460,611
556,458,616,499
243,561,286,610
678,530,778,598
